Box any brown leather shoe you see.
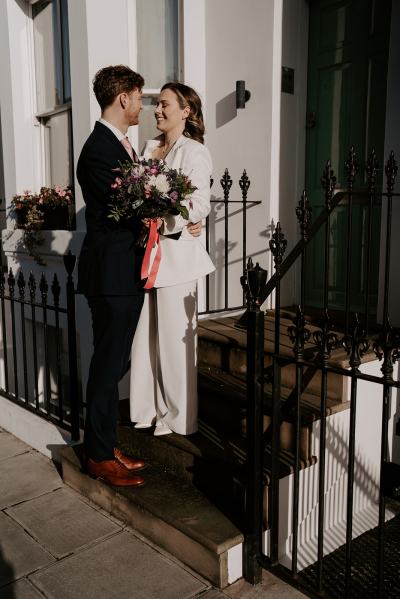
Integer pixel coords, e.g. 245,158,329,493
114,448,147,472
88,458,145,487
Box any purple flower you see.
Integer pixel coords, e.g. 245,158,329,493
170,191,178,203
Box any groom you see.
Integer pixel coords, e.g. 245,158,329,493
77,65,147,486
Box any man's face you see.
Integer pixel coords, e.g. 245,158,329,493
125,88,142,126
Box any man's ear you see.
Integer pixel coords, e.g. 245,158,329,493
119,92,128,109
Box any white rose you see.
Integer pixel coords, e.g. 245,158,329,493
148,174,170,194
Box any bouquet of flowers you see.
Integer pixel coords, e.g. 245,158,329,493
108,158,197,289
108,157,196,224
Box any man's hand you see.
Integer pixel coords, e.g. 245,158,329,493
187,221,202,237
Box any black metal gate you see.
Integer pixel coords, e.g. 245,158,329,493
243,149,400,598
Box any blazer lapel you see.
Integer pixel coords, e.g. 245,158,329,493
94,121,135,164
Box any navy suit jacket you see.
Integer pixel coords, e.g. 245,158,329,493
77,122,144,296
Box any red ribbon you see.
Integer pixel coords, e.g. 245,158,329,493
141,220,161,289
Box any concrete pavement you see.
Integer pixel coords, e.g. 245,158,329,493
0,427,306,598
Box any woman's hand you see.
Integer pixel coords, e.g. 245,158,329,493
142,217,163,230
187,221,202,237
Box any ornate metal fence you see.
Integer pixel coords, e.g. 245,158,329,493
200,169,261,315
243,149,400,598
0,252,80,441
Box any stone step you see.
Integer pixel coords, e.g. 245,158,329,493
118,379,317,530
61,444,243,589
197,366,349,459
198,313,377,404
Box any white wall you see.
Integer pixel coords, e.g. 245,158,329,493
203,0,282,309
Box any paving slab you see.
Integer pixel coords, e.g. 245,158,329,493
0,451,63,509
0,511,54,588
200,590,228,598
31,530,207,599
1,578,45,599
0,431,30,462
224,569,307,598
7,487,122,558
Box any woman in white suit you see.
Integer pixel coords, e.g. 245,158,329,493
129,82,215,436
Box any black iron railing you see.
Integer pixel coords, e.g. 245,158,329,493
0,252,80,441
243,149,400,598
200,169,261,315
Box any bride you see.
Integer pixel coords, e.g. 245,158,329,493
129,82,214,436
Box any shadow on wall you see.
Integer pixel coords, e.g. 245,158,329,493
216,91,237,128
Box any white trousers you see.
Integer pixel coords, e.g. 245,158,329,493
129,280,198,434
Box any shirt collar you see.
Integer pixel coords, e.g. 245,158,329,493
98,118,127,142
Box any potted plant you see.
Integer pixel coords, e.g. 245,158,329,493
8,185,74,265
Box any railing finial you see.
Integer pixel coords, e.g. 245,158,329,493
366,149,379,192
320,160,337,209
385,151,398,194
296,190,312,241
344,146,359,191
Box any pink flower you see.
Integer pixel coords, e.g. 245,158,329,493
150,167,158,175
55,185,61,193
170,191,178,203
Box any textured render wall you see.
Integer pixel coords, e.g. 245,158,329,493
203,0,283,310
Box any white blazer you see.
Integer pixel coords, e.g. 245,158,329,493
142,135,215,287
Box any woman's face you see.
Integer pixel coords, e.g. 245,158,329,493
154,89,189,135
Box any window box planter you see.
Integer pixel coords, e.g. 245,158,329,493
15,204,72,230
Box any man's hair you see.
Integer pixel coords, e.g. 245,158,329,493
93,65,144,110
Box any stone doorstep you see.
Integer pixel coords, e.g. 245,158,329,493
60,445,243,589
117,423,316,535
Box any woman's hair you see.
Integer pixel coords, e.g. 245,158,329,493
93,65,144,110
161,82,205,144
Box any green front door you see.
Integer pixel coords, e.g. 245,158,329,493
305,0,391,313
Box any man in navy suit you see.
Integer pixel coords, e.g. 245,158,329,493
77,65,147,486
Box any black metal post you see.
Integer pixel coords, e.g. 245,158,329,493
28,273,40,410
221,169,232,311
240,170,250,305
343,316,368,598
242,258,268,585
64,252,80,442
8,270,19,399
269,223,287,565
0,271,9,393
17,272,29,404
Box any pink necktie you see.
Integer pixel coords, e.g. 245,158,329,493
121,137,135,161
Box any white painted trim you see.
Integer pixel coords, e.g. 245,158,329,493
227,542,243,584
263,0,283,311
127,0,139,151
182,0,206,118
